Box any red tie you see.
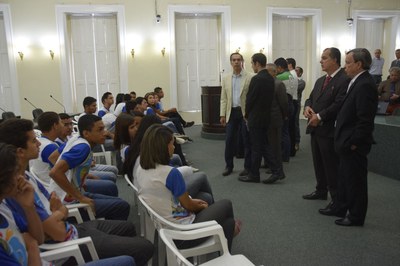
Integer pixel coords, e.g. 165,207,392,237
322,75,332,91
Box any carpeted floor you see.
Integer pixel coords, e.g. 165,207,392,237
118,121,400,266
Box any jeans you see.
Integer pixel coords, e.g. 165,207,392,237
84,256,135,266
183,171,214,205
83,192,130,221
85,179,118,197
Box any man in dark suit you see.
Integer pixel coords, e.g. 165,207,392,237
389,49,400,68
239,53,274,183
302,48,349,215
334,48,378,226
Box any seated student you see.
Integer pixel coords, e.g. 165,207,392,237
48,115,130,220
0,143,137,266
114,94,132,117
154,86,194,128
58,113,118,185
126,116,213,205
30,112,118,197
377,66,400,114
4,129,153,265
130,91,137,101
98,92,114,118
137,125,240,251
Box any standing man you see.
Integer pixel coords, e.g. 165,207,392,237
302,48,349,216
239,53,274,183
220,53,253,176
390,49,400,68
369,49,385,85
334,48,378,226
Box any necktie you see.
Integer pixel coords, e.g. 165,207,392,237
322,76,332,91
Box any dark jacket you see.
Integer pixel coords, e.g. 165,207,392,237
245,69,275,128
304,68,349,137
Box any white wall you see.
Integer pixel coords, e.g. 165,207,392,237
2,0,400,119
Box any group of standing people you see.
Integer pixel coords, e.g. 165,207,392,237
220,47,378,227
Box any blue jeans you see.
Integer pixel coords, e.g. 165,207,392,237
85,179,118,197
83,192,130,220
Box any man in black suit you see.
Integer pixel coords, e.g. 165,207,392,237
239,53,274,183
334,48,378,226
302,48,349,214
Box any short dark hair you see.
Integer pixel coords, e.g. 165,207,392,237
252,53,267,67
154,87,162,93
347,48,372,70
0,143,18,197
130,91,136,95
83,96,97,108
230,52,243,61
0,118,33,149
135,97,145,105
59,113,71,120
286,58,296,68
38,112,60,132
77,114,102,136
274,57,288,69
140,124,173,169
296,66,304,76
325,47,341,66
125,101,138,115
101,92,112,103
123,94,132,102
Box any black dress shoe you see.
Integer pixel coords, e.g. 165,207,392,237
238,176,260,183
239,169,249,177
262,174,280,184
222,168,232,176
318,202,346,218
302,191,328,200
335,217,364,226
183,121,195,128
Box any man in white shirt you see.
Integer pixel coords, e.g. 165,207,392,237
369,49,385,85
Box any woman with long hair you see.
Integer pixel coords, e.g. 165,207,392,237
137,125,240,250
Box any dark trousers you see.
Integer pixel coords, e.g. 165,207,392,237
337,150,369,223
77,220,154,266
248,126,268,178
165,111,186,126
177,199,235,252
282,94,294,161
82,192,130,221
224,108,250,170
289,99,298,156
310,134,339,196
372,75,382,85
266,126,284,175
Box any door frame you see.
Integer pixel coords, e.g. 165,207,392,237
0,4,21,115
267,7,321,90
168,5,231,108
56,5,127,112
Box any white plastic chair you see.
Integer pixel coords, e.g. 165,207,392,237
93,144,112,166
159,225,255,266
66,203,97,223
40,244,86,264
40,236,99,264
138,195,219,266
124,174,145,237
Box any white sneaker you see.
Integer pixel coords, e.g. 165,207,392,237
175,137,186,144
191,167,199,172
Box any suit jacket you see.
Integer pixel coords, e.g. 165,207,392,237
220,71,254,122
245,69,275,128
304,68,349,137
334,71,378,155
390,59,400,68
377,79,400,103
269,79,288,128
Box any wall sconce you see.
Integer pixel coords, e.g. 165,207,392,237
18,51,24,61
131,49,135,59
161,47,166,56
236,47,241,53
259,48,265,53
49,50,54,60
